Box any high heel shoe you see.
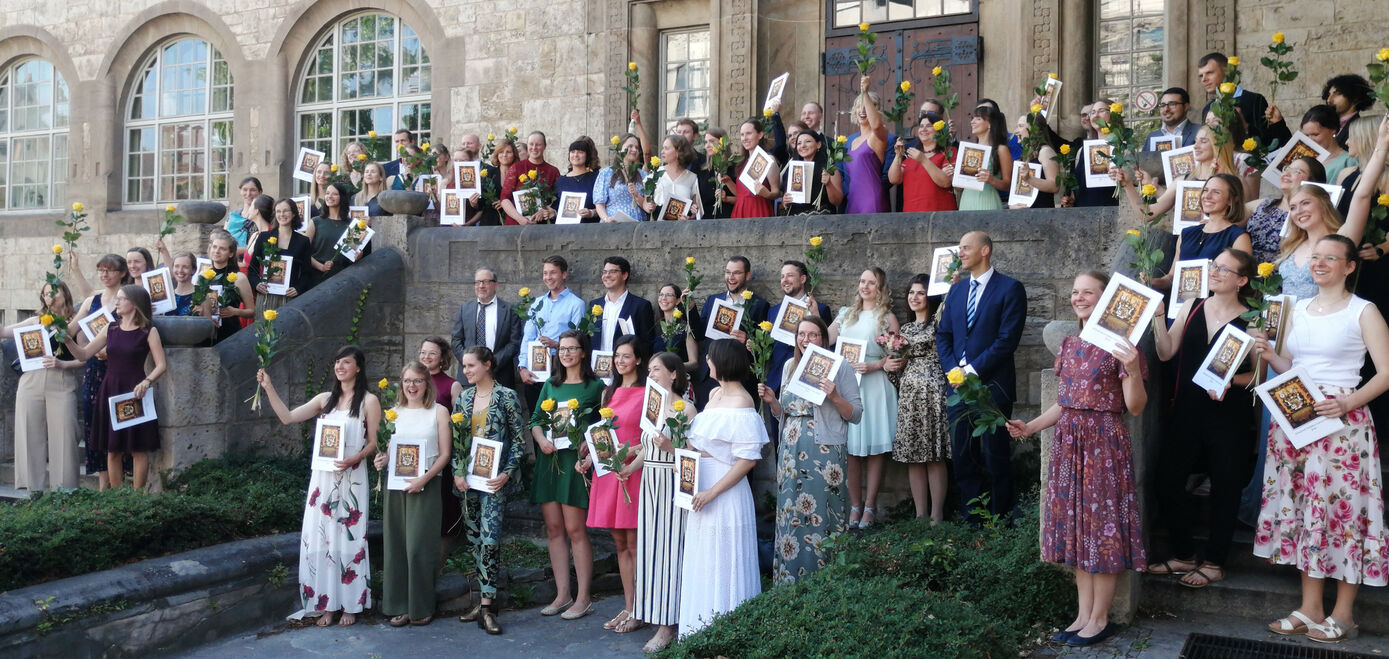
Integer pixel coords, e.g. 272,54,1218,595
479,601,503,635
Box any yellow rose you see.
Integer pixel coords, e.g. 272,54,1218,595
610,135,621,146
357,153,367,161
900,81,911,93
758,321,773,332
263,310,278,322
71,202,84,212
451,412,464,424
1377,48,1389,63
650,156,662,168
1140,184,1156,197
519,287,531,297
566,398,579,410
1257,262,1275,278
487,133,496,141
40,313,53,327
267,237,278,246
809,235,823,247
836,135,847,145
421,142,430,150
1272,32,1285,44
1219,82,1236,95
508,126,517,134
330,164,340,172
518,175,527,183
672,400,686,413
1048,72,1058,80
685,256,695,266
763,108,773,118
858,22,870,32
202,268,216,280
355,220,366,230
946,368,965,386
1241,138,1257,152
628,62,637,71
368,131,377,139
1376,193,1389,207
1126,229,1140,237
673,309,683,320
599,407,615,419
1109,103,1123,114
527,169,538,180
933,120,946,132
591,304,604,317
541,398,556,412
379,378,390,389
1227,56,1240,66
932,66,942,76
1059,144,1071,155
225,272,238,283
166,204,177,213
479,169,488,178
385,409,398,422
1100,127,1111,135
52,244,62,255
741,290,753,301
1030,104,1043,115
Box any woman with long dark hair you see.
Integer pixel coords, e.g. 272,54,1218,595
957,105,1013,211
885,274,951,523
719,118,781,219
781,130,842,215
73,253,128,489
249,199,311,312
304,182,361,289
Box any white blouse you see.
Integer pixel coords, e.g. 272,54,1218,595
1285,296,1371,388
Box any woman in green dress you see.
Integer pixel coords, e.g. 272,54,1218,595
957,105,1012,211
530,329,605,620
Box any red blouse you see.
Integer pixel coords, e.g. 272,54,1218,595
902,151,957,212
501,160,561,225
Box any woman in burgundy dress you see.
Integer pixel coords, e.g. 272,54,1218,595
66,284,167,490
418,336,464,551
1007,271,1147,648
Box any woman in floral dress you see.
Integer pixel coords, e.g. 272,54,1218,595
257,346,380,626
759,316,862,585
886,274,950,524
1007,271,1147,647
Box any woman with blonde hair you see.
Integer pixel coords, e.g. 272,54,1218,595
5,281,82,491
1149,173,1253,291
354,161,389,216
842,76,889,214
827,267,899,528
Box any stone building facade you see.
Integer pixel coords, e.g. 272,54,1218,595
0,0,1383,323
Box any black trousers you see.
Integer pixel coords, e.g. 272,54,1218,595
947,392,1015,522
1155,402,1252,566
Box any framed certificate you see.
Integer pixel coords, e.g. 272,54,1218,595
1081,139,1115,189
293,147,324,183
1264,294,1296,352
673,447,700,511
836,337,867,383
208,285,223,327
1148,135,1181,152
1078,273,1163,356
196,257,213,279
526,341,550,381
927,246,959,297
1193,324,1253,392
333,225,375,262
1038,76,1062,120
591,349,614,385
386,439,424,491
1007,161,1042,207
770,295,810,346
311,418,347,472
142,267,175,315
738,146,775,193
1161,145,1197,187
585,421,618,478
1304,182,1344,207
659,194,691,221
640,378,670,436
785,160,813,204
1263,131,1331,187
77,307,114,341
763,72,790,112
15,324,51,372
952,141,992,191
556,191,586,224
465,437,504,492
291,196,310,222
264,255,294,296
1256,366,1346,450
787,343,844,405
1174,181,1206,234
453,160,483,198
704,297,744,341
439,189,467,226
512,189,543,218
108,388,157,431
1168,259,1210,319
347,206,370,223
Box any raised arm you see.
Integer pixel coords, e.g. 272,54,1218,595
256,369,329,424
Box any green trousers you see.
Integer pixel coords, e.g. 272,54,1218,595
381,476,442,619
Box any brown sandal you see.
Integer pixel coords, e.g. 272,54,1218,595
1146,558,1195,575
389,614,410,627
1179,563,1224,588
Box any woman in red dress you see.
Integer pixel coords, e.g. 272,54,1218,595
719,118,781,219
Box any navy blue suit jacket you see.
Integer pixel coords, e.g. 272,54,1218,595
1142,121,1201,151
935,272,1027,403
767,299,832,393
697,291,769,382
588,292,655,352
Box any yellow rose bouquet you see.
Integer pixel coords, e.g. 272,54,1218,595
189,268,242,310
944,367,1010,440
1261,33,1299,103
248,309,281,411
517,169,557,221
513,286,546,334
707,135,745,217
930,65,961,149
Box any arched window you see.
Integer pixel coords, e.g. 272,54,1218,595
296,12,432,183
0,59,69,210
125,38,234,205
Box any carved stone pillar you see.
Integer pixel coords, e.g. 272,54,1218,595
717,0,757,130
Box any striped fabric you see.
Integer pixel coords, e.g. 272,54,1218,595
632,429,688,625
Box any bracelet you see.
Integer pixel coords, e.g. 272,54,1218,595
1377,246,1384,257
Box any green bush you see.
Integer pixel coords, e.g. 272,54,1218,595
661,499,1069,658
0,455,307,592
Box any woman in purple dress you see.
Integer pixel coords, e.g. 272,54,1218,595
844,76,889,214
65,284,167,490
1007,270,1147,648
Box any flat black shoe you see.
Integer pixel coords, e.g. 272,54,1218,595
1067,623,1115,647
1051,630,1077,643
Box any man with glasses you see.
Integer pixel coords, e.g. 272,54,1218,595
452,267,523,389
1142,87,1201,151
1064,100,1120,208
519,256,585,402
694,256,770,406
588,256,654,352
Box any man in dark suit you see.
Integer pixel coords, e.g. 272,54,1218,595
451,267,523,390
1196,52,1291,148
381,129,416,178
1142,87,1202,151
589,256,655,353
695,256,770,406
767,260,832,395
936,231,1026,522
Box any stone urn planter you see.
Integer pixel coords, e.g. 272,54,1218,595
377,190,429,216
177,201,227,225
152,315,216,346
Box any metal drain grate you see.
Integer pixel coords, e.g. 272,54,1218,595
1180,633,1378,658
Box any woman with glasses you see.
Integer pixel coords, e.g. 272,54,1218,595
73,254,128,490
651,284,700,374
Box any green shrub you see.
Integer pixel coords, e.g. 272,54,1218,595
0,455,307,592
661,498,1069,658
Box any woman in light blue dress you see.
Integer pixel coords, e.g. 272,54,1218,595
957,105,1012,211
828,267,899,529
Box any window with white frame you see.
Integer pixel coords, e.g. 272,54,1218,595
659,29,710,134
125,38,233,204
295,12,431,186
0,59,69,210
832,0,972,28
1095,0,1165,114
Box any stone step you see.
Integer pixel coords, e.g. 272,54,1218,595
0,461,101,498
1142,566,1389,635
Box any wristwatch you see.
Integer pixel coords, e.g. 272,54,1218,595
1377,246,1385,257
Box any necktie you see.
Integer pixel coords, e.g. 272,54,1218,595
966,279,980,330
476,303,488,348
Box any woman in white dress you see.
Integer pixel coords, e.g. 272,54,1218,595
641,135,704,221
679,339,768,638
1251,234,1389,643
631,352,693,652
257,346,381,627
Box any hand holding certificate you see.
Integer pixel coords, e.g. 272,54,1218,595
1255,367,1346,449
1078,273,1163,357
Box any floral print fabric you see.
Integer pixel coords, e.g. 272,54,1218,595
773,390,847,584
293,407,371,617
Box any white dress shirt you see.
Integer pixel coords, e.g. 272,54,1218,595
476,298,499,350
600,290,629,351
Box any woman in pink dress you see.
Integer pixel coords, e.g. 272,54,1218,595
577,335,647,633
1007,270,1147,648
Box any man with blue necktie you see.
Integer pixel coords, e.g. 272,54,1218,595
935,231,1026,522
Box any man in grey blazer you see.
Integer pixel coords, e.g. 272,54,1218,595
452,267,523,390
1142,87,1202,151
